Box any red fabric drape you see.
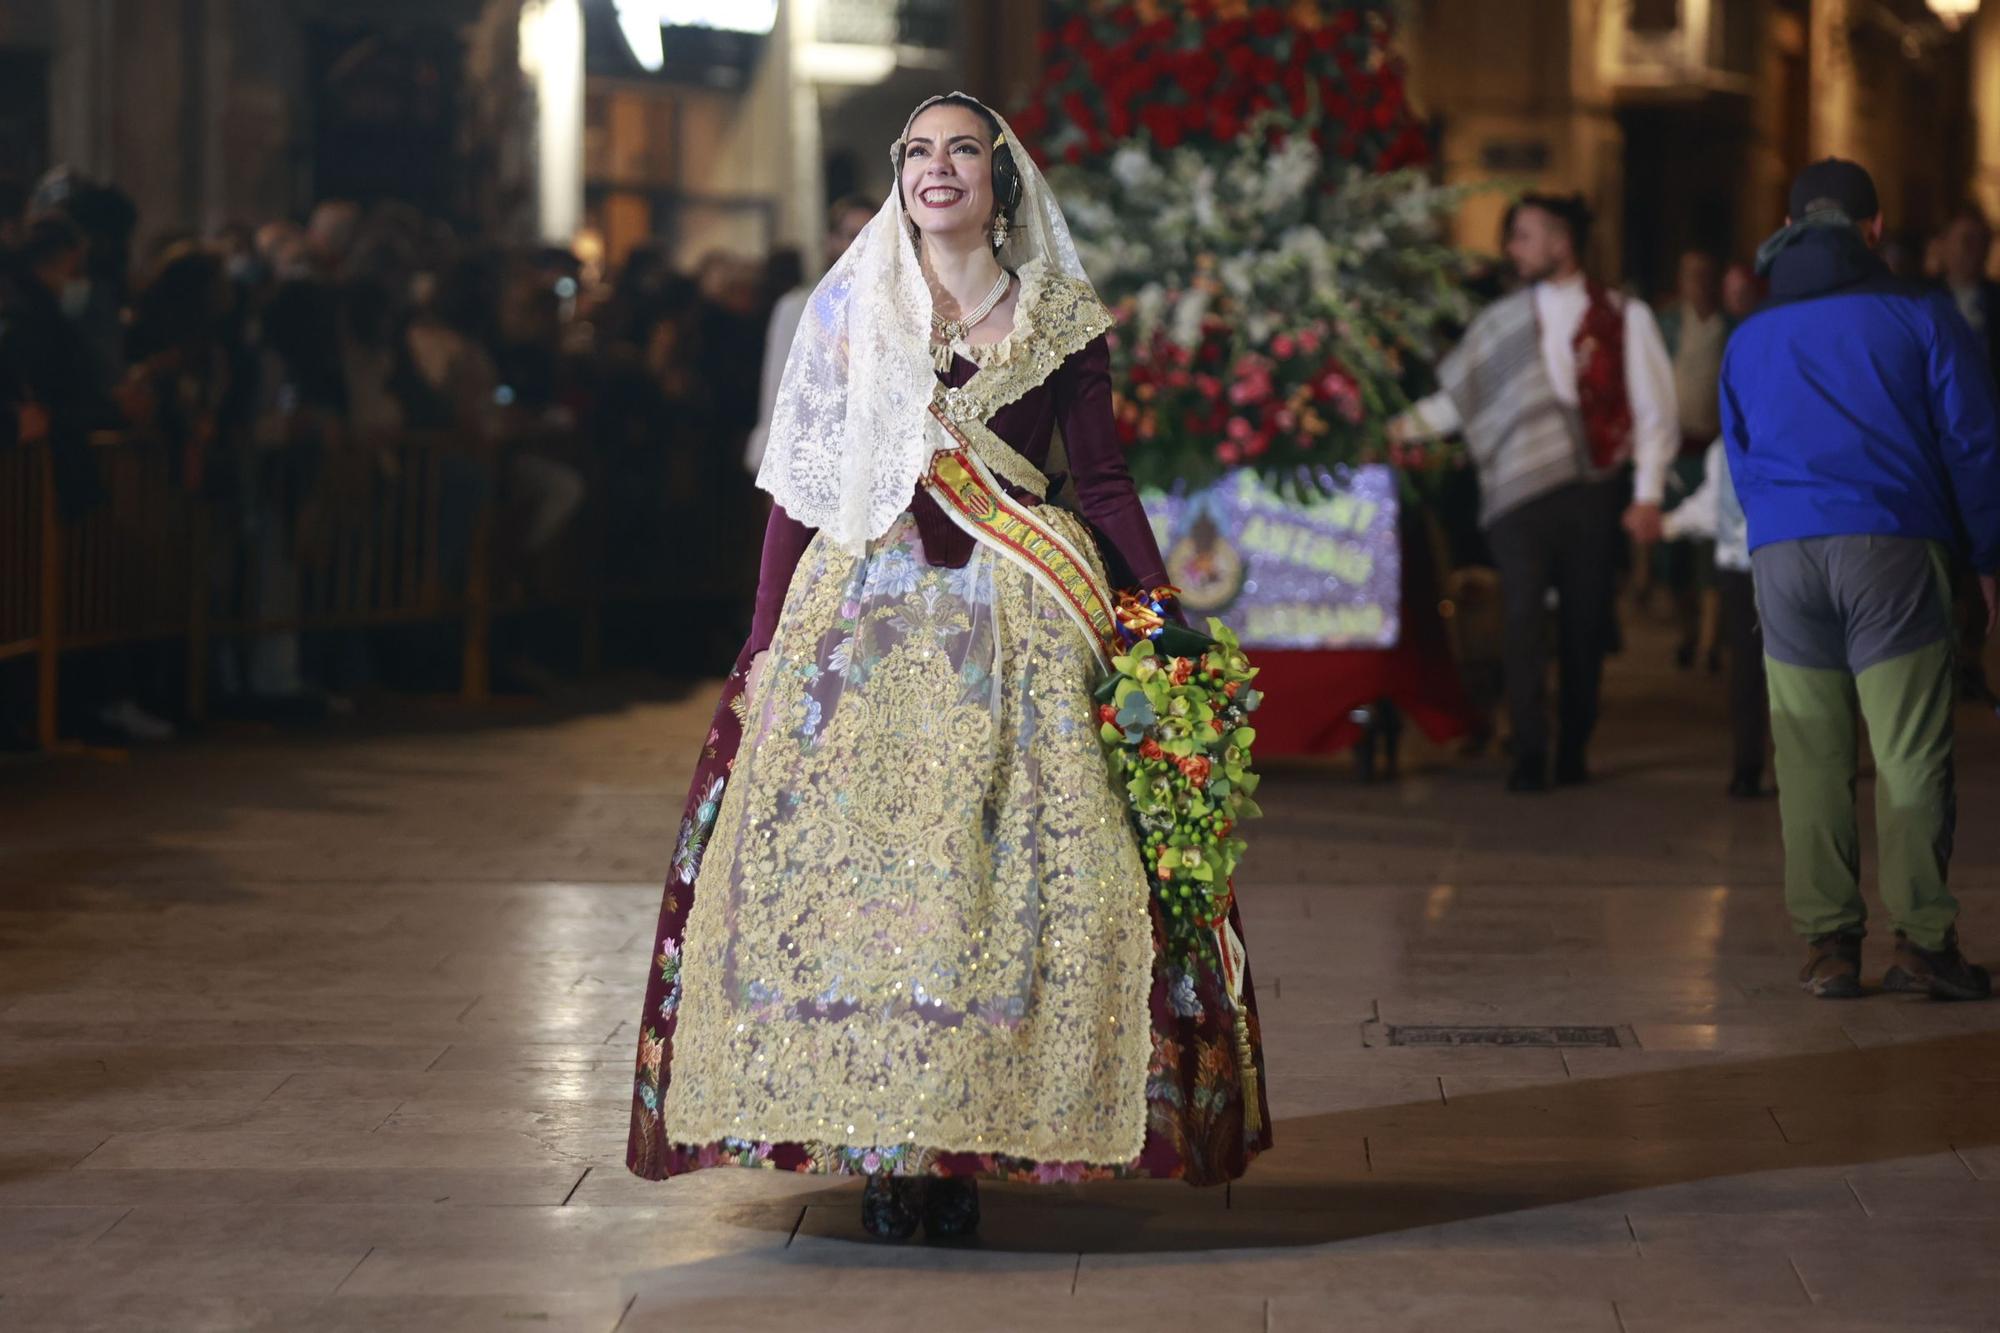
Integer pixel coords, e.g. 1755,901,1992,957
1243,509,1472,757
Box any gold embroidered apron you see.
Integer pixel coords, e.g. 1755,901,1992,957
661,386,1153,1165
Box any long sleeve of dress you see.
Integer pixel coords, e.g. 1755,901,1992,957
1053,334,1171,593
747,502,816,655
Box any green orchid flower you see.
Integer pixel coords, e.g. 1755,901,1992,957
1115,690,1157,742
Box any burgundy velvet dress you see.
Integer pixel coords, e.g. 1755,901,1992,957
626,330,1272,1185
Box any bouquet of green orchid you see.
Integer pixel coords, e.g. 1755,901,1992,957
1095,601,1264,967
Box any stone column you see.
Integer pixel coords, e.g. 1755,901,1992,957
1739,2,1805,249
962,0,1042,113
782,0,822,256
1405,0,1624,264
1808,0,1861,162
205,0,303,232
50,0,115,176
1566,0,1626,277
102,0,201,249
1970,3,2000,222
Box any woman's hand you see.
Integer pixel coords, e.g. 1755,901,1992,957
744,650,770,706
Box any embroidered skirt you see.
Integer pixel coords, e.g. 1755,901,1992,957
627,510,1272,1184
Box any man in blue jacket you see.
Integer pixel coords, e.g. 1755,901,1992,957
1722,159,2000,1002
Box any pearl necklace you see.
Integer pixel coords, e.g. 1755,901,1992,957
930,270,1011,372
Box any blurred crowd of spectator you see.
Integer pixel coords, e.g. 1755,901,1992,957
0,168,804,747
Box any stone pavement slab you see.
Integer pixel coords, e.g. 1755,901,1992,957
4,623,1999,1329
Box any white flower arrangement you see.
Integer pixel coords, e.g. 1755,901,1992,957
1047,112,1488,490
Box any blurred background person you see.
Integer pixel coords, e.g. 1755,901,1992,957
1662,437,1766,798
1938,208,2000,379
1725,159,2000,1002
1654,248,1732,672
0,215,115,520
1721,261,1762,322
1392,193,1677,792
236,276,349,712
307,199,362,279
1881,228,1929,280
745,194,874,477
0,213,173,742
1935,207,2000,703
494,257,587,587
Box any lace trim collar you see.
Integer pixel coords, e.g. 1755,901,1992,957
939,256,1114,424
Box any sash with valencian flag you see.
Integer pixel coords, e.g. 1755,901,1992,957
921,392,1124,671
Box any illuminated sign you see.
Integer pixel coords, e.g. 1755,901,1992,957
612,0,777,71
1141,467,1401,651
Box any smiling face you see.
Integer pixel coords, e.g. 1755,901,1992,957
898,102,996,245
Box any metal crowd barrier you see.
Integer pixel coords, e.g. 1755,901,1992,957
0,429,592,751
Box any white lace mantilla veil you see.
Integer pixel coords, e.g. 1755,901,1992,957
753,92,1101,555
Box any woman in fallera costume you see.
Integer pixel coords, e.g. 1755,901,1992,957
625,93,1271,1240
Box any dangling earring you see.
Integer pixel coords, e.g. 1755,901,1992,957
991,212,1011,251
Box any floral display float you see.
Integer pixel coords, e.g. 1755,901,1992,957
1015,0,1489,761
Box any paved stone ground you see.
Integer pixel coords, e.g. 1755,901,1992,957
3,618,2000,1332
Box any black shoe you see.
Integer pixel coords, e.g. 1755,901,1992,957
1883,929,1993,1002
1554,753,1591,786
861,1175,924,1240
1799,931,1864,999
922,1178,981,1239
1726,770,1766,800
1675,640,1696,670
1507,754,1548,793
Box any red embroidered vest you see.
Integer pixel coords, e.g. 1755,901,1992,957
1572,282,1632,471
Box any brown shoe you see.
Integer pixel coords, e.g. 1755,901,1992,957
1882,929,1992,1002
1799,932,1864,999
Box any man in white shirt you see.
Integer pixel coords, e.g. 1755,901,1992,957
744,195,875,475
1392,194,1677,790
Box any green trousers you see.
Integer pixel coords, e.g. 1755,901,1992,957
1765,636,1958,948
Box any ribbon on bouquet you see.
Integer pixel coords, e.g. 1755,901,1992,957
1218,917,1258,1134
